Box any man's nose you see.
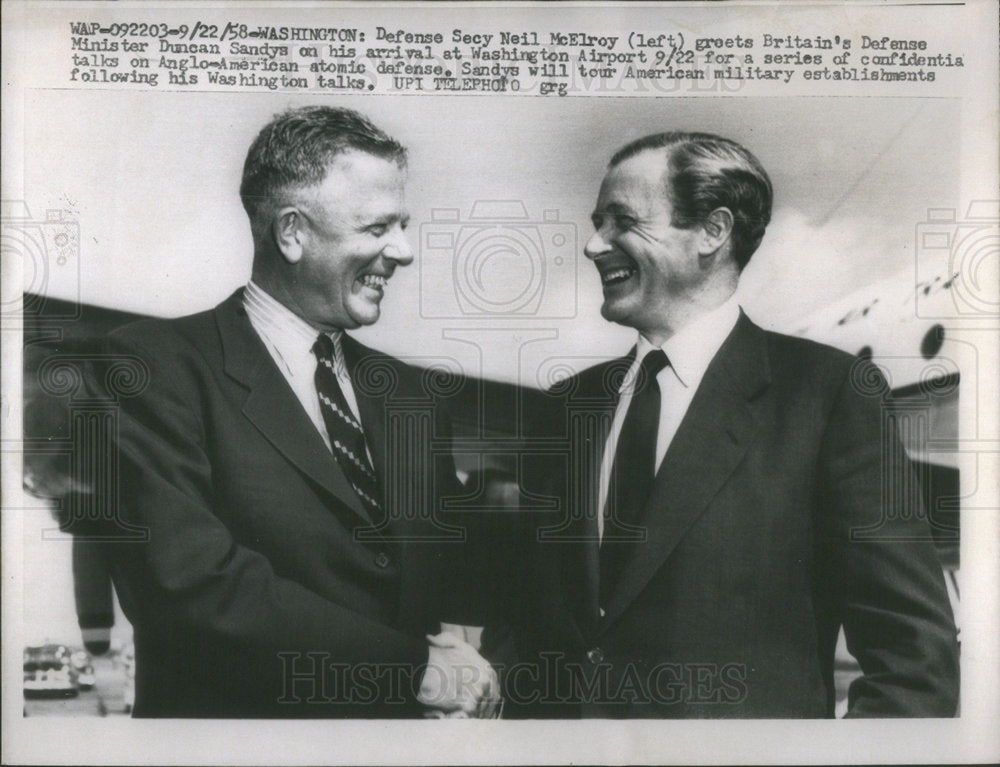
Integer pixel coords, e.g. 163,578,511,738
584,227,612,260
385,226,414,265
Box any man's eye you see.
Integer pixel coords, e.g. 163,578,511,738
592,214,635,232
368,225,388,237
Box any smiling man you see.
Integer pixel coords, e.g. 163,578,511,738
87,106,497,718
488,132,959,718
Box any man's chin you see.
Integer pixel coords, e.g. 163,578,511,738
347,301,382,328
600,299,638,330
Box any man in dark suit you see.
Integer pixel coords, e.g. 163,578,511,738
487,132,959,717
88,106,497,717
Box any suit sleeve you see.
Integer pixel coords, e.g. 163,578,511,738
818,359,959,717
88,330,428,709
427,397,487,628
478,386,561,666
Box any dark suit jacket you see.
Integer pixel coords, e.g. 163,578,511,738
88,290,469,717
486,313,958,718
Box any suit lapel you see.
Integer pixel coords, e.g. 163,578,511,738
342,334,413,548
214,291,372,525
599,314,771,635
554,355,633,640
340,336,441,632
340,334,389,492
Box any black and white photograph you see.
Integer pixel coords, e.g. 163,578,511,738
2,1,998,764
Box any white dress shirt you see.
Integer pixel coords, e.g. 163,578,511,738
243,281,364,454
597,296,741,542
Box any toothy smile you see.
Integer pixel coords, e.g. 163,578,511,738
360,274,387,290
597,261,637,287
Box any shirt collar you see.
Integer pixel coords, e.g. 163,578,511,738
244,280,342,352
631,295,741,390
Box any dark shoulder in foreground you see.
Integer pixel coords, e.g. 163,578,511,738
108,307,218,348
550,351,635,400
759,323,872,388
340,331,442,392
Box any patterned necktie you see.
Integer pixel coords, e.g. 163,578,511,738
600,348,669,608
312,333,382,519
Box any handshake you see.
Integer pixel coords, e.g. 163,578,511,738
418,630,501,719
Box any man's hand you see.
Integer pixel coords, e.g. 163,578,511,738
418,631,500,718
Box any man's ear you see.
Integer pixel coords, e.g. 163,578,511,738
698,207,734,257
272,206,304,264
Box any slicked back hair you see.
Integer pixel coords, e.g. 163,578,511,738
610,132,772,270
240,105,407,236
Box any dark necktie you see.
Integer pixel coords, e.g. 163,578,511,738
600,348,669,607
313,333,383,519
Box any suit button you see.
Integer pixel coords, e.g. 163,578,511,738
587,647,604,664
374,552,391,568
